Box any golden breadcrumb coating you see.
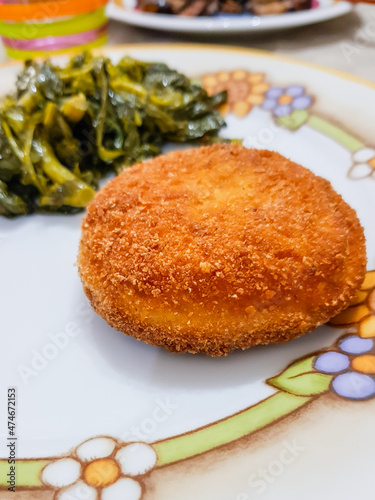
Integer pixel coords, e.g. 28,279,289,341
78,145,366,356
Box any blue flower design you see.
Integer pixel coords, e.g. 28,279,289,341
314,335,375,400
262,85,313,117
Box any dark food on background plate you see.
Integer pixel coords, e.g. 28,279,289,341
78,144,366,357
137,0,312,16
0,52,227,217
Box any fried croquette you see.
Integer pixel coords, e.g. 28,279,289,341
78,144,366,356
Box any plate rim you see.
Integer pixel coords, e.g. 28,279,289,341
107,1,353,32
0,43,372,91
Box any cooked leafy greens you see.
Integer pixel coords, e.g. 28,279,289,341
0,52,227,217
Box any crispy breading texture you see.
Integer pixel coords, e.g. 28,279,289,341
78,145,366,356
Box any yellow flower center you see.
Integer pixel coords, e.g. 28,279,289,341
352,354,375,375
368,157,375,169
278,94,293,105
83,458,120,487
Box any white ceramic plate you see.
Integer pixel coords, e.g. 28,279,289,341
1,44,375,500
107,0,352,34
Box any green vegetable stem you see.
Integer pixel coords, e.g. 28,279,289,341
0,52,227,217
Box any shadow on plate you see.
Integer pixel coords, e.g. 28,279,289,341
81,293,341,392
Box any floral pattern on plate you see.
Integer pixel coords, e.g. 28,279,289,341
41,438,156,500
202,72,374,180
261,85,313,117
1,51,374,499
2,270,375,499
202,70,270,117
348,147,375,180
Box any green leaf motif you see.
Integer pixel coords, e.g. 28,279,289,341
267,356,332,396
276,109,309,131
